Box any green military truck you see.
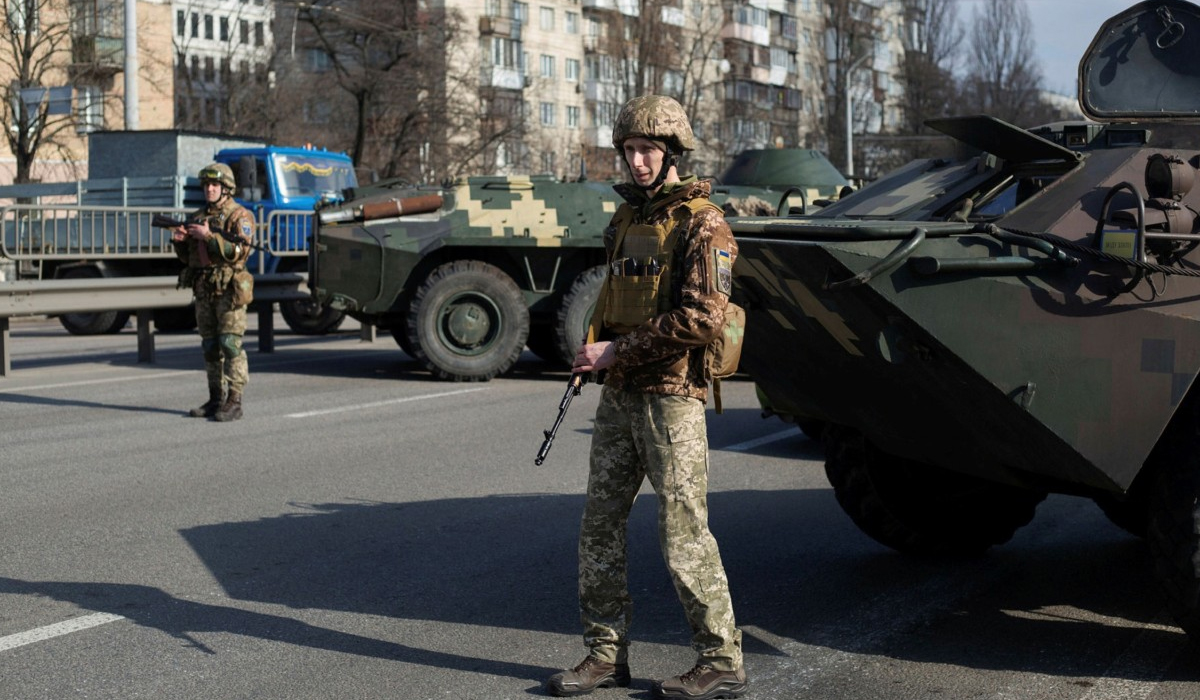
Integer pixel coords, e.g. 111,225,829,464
308,150,848,381
729,0,1200,646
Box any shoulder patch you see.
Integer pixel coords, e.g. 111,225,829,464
713,248,732,296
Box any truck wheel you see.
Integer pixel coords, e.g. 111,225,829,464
405,260,529,381
1146,446,1200,640
58,267,130,335
554,265,606,366
280,298,346,335
825,427,1046,556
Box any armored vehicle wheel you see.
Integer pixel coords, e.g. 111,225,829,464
825,428,1046,557
1146,432,1200,640
281,298,346,335
405,260,529,381
58,267,130,335
554,265,607,366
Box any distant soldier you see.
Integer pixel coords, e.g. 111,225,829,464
170,163,256,422
546,95,748,699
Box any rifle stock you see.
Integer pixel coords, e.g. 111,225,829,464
534,373,588,465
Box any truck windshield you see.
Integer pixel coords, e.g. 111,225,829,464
274,154,356,199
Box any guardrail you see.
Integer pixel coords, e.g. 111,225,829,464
0,273,309,377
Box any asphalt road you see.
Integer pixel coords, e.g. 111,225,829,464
0,315,1198,699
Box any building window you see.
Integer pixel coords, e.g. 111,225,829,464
539,7,553,31
7,0,38,33
567,105,579,128
512,1,527,23
254,21,264,46
306,49,331,73
485,0,500,15
565,11,577,34
204,14,213,40
565,58,579,82
204,56,215,82
240,19,249,44
541,152,555,174
76,85,103,133
304,98,331,124
539,54,555,79
190,12,198,38
220,16,229,41
176,10,185,37
540,102,554,126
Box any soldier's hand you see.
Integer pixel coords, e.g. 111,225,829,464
170,226,187,243
185,221,211,241
574,341,614,372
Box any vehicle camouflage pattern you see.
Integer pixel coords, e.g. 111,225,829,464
728,0,1200,644
309,149,847,381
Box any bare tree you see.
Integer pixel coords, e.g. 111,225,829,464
961,0,1055,127
824,0,879,176
0,0,106,183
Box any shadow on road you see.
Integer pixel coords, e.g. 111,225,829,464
2,488,1197,683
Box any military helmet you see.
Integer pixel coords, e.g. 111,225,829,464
612,95,695,153
199,162,236,190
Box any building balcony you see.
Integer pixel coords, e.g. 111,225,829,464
721,22,770,47
70,35,124,76
478,15,521,39
582,0,639,17
481,65,524,91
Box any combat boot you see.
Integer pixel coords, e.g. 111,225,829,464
188,386,224,418
213,390,243,422
655,665,748,700
546,656,631,697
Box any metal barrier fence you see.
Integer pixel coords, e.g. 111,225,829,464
0,273,308,377
1,204,316,275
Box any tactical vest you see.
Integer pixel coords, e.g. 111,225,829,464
595,197,723,335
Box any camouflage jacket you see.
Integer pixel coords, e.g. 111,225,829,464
172,197,256,270
602,177,737,401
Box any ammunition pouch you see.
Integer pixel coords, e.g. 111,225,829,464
231,269,254,308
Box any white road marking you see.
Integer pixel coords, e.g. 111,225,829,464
0,371,195,393
286,387,487,418
723,428,801,452
0,613,125,652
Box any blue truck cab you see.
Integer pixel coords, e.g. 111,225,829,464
213,145,357,275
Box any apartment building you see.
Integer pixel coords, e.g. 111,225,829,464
0,0,175,182
170,0,274,132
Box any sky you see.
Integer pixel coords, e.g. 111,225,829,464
1024,0,1138,96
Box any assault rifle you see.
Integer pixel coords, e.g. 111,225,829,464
534,373,588,465
152,214,267,252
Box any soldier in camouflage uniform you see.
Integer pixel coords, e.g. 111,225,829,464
170,163,256,422
547,95,748,700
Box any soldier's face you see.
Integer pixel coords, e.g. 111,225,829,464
623,137,665,187
202,180,224,203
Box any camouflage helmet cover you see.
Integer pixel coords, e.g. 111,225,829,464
612,95,695,152
199,162,236,190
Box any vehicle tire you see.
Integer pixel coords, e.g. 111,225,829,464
58,267,130,335
824,427,1046,557
405,260,529,381
1146,420,1200,640
153,305,198,333
554,265,606,366
280,298,346,335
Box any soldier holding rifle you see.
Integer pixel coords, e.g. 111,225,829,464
168,163,256,422
545,95,747,700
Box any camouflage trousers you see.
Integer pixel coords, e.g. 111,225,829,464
194,279,249,394
578,385,742,672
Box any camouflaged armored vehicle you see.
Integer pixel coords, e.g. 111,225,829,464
729,0,1200,643
308,150,847,381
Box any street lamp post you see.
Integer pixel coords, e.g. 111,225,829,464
844,53,870,180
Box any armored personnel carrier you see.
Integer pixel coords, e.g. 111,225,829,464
729,0,1200,642
308,150,847,381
